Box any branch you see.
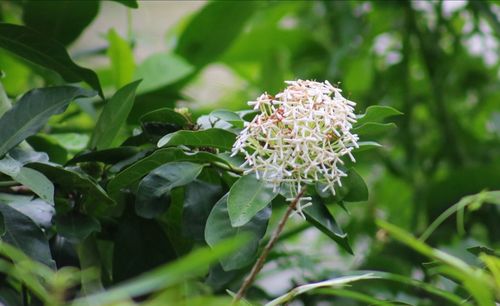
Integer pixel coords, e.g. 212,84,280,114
232,187,306,304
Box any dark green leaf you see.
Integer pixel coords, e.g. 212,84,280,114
343,168,369,202
227,174,278,227
205,194,271,271
0,24,103,96
175,1,259,68
22,0,100,45
352,141,382,153
157,128,236,151
0,86,95,157
140,108,189,128
112,207,176,283
353,122,397,137
66,147,140,165
109,0,138,8
135,162,203,218
90,80,141,150
25,162,114,216
55,212,100,242
134,53,193,94
0,204,55,268
182,180,224,242
5,198,54,230
107,148,231,198
303,197,353,254
26,135,68,164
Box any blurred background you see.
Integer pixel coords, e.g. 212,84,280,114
1,1,500,304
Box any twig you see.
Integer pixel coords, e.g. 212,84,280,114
232,187,306,304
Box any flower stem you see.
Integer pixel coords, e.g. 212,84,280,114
232,187,306,304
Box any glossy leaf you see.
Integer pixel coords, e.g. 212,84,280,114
227,174,278,227
205,194,271,271
140,107,189,128
134,53,193,94
210,110,244,128
89,80,141,150
135,162,203,218
6,198,54,230
157,128,236,151
67,147,140,165
175,1,259,67
22,0,100,45
0,204,55,268
0,24,103,96
0,86,95,158
303,197,353,254
107,147,230,198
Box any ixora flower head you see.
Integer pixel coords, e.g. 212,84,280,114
232,79,359,213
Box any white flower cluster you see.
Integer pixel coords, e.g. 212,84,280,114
232,80,359,213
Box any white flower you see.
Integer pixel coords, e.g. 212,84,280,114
232,80,359,215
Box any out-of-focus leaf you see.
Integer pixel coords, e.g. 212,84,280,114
303,197,353,254
353,122,397,137
352,141,382,153
134,53,193,94
0,24,103,96
2,195,54,229
227,174,278,227
109,0,138,8
205,194,270,271
0,86,95,158
0,204,55,268
175,1,259,68
135,162,203,219
67,147,140,165
27,135,68,164
157,128,236,151
107,147,230,198
107,29,135,88
22,0,100,45
89,80,141,150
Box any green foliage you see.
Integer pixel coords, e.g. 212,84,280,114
0,1,498,305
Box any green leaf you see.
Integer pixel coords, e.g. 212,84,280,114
0,24,103,97
227,174,278,227
210,110,244,128
89,80,141,150
67,147,140,165
0,204,55,268
134,53,194,94
157,128,236,151
22,0,100,45
136,162,203,219
26,162,114,216
316,168,368,203
107,29,135,88
5,198,54,230
55,212,100,242
72,237,243,306
112,207,177,283
140,108,189,127
107,147,230,198
303,197,353,254
356,105,403,127
352,141,382,153
205,194,271,271
109,0,138,8
0,86,95,158
27,135,68,164
182,180,224,242
0,156,54,204
353,122,397,137
175,1,259,68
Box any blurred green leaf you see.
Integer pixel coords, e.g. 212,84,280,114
353,122,397,137
157,128,236,151
107,29,135,88
227,174,278,227
0,86,95,158
90,80,141,150
109,0,138,8
0,24,103,97
356,105,403,127
135,162,203,218
55,212,100,242
134,53,193,94
205,194,270,271
175,1,259,68
22,0,100,45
